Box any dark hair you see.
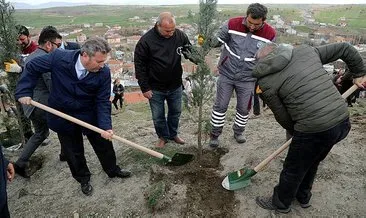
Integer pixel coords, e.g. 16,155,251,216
38,26,62,45
16,25,30,36
246,3,268,21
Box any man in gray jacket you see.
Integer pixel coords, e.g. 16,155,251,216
253,42,366,213
13,26,62,177
208,3,276,148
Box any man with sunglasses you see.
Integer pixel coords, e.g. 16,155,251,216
208,3,276,148
13,26,62,178
15,37,131,196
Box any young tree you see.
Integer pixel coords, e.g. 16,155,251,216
0,0,19,65
0,0,26,147
186,0,220,158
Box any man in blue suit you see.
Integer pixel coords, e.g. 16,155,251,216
59,37,81,162
15,37,131,196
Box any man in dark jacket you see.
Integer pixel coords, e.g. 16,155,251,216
134,12,191,148
0,146,15,218
15,37,131,196
13,26,62,178
253,42,366,213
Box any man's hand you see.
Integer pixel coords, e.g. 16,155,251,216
335,76,343,86
101,129,113,140
143,90,153,99
4,59,22,73
354,75,366,89
182,45,201,65
7,163,15,182
18,97,32,105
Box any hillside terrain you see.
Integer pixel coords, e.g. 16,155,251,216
14,4,366,29
4,98,366,217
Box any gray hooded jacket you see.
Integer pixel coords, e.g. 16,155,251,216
253,42,366,133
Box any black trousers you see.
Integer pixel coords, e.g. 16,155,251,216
112,94,123,110
272,118,351,208
57,127,120,184
16,108,50,168
0,202,10,218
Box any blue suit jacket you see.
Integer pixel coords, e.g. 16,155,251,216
15,49,112,134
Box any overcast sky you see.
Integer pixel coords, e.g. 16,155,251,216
12,0,366,5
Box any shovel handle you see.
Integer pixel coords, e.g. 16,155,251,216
253,84,359,173
31,100,165,159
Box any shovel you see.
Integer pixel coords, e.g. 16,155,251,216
31,100,194,166
222,84,360,190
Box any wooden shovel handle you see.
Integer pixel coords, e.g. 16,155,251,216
31,100,165,159
253,84,359,173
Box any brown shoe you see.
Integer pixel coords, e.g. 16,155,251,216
173,136,185,145
156,138,167,148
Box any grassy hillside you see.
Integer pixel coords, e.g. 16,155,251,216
13,4,366,37
14,4,307,28
314,5,366,28
14,5,198,28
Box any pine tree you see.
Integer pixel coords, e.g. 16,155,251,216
0,0,26,147
188,0,220,158
0,0,19,65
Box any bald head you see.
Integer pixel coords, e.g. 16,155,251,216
157,12,176,26
156,12,176,38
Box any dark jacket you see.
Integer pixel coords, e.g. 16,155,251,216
22,48,52,118
134,25,190,92
253,42,366,133
15,49,112,134
216,16,276,82
113,84,124,96
0,146,9,214
64,41,80,50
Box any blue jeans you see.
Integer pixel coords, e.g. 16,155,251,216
272,118,351,209
149,87,182,140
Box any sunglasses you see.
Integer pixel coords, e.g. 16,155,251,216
50,41,61,48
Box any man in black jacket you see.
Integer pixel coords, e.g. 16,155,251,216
134,12,192,148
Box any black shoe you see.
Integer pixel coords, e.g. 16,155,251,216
108,169,131,178
14,163,30,178
297,199,311,208
256,196,291,214
81,182,93,196
59,154,67,162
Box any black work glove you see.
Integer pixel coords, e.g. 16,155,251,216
182,44,201,65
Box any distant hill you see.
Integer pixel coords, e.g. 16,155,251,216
12,2,89,9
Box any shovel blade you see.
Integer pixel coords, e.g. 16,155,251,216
164,153,194,166
222,167,257,191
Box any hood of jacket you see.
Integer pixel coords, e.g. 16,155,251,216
252,44,294,78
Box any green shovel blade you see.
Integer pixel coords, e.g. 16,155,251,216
162,153,194,166
222,168,257,190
